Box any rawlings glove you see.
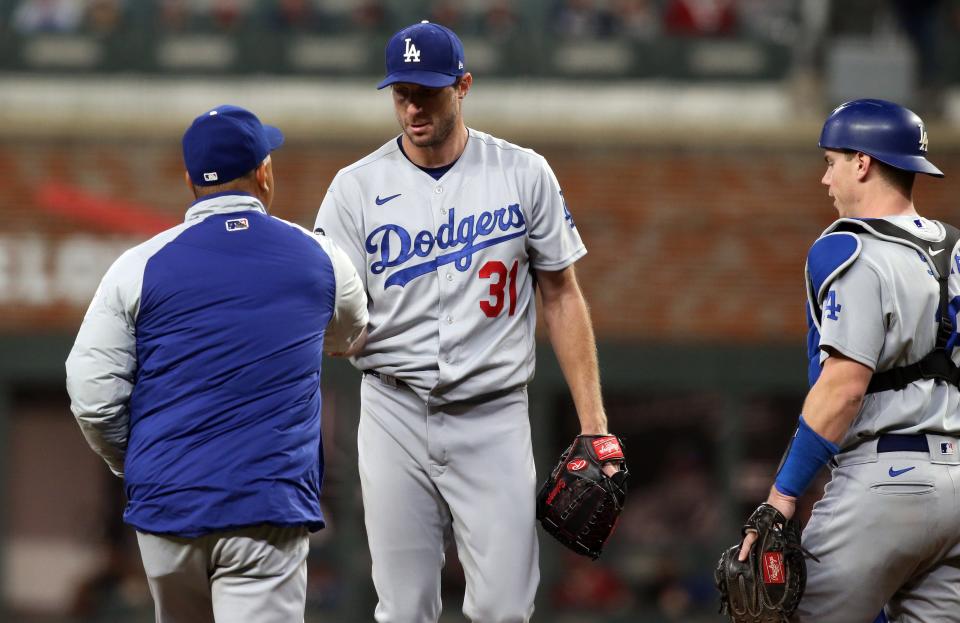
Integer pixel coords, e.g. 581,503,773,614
715,503,814,623
536,434,628,559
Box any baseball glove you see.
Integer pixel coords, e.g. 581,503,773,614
715,503,812,623
536,434,628,560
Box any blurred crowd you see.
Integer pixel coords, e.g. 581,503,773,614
4,0,960,101
5,0,959,44
6,0,960,104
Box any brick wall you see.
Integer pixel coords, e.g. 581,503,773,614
3,138,958,344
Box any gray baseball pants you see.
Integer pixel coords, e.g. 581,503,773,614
359,374,539,623
136,524,309,623
795,434,960,623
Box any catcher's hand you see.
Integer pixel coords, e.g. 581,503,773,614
536,434,628,560
715,503,812,623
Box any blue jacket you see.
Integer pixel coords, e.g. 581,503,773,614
66,193,368,537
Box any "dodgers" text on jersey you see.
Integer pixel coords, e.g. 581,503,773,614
366,204,526,287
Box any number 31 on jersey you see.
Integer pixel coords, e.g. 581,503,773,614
479,260,518,317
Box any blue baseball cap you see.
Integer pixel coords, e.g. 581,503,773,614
182,105,284,186
377,20,465,90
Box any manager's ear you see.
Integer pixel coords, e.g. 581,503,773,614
255,159,270,193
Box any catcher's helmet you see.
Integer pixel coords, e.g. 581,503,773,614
818,99,943,177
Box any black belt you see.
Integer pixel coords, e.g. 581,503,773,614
876,434,928,453
363,370,409,389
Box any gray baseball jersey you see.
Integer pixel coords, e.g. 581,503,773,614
315,128,585,405
315,128,584,623
810,216,960,445
800,215,960,623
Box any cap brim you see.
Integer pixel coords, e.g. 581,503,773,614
264,125,284,151
377,70,458,90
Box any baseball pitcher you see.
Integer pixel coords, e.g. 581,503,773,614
314,20,626,623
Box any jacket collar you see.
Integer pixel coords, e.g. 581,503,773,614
184,192,267,222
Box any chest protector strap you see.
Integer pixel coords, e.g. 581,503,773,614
830,219,960,393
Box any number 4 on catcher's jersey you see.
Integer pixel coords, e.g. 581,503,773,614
824,290,841,320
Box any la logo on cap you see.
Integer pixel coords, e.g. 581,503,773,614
403,38,421,63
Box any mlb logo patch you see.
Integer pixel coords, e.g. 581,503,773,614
941,441,956,455
225,218,249,232
203,172,219,182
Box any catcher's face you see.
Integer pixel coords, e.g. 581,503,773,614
821,149,862,218
392,74,471,149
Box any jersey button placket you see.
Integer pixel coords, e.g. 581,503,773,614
434,186,456,380
440,314,454,367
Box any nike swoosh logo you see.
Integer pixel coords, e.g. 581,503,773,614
929,247,944,256
375,193,401,205
888,466,916,477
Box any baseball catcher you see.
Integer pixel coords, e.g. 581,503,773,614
536,434,628,559
715,503,814,623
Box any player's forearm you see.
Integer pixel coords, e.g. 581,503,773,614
542,287,607,435
801,383,863,444
68,391,129,477
67,315,135,477
801,356,871,443
335,327,368,358
766,355,871,502
75,415,128,477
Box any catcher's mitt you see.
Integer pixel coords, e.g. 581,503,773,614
715,503,812,623
536,434,628,559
